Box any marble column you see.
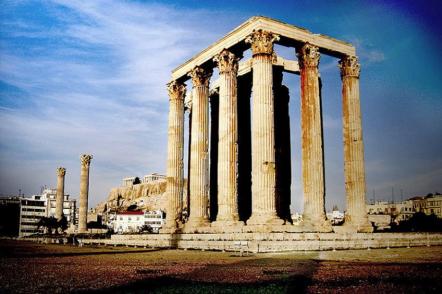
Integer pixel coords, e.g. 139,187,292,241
78,154,92,233
339,55,373,233
297,43,331,232
212,49,243,226
163,80,186,231
55,167,66,221
246,29,283,226
186,66,212,228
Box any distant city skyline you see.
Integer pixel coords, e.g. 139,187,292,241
1,0,441,211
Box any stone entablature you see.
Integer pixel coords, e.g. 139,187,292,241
163,16,372,234
172,16,355,81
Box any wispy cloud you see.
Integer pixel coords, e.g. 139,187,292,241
0,0,238,205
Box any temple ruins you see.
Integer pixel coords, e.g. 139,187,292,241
163,16,372,234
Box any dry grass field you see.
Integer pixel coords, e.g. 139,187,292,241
1,239,441,293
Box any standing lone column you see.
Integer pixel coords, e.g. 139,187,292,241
246,29,283,226
339,56,373,233
78,154,92,233
55,167,66,221
212,49,243,226
186,66,212,229
163,80,186,232
297,43,331,232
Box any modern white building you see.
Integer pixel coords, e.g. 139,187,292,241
326,210,345,225
144,210,166,233
19,195,47,237
113,210,165,233
367,200,414,224
18,189,77,237
43,189,77,225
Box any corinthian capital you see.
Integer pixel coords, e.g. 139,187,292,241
188,66,212,87
297,43,320,69
57,167,66,177
245,29,280,56
167,80,186,101
213,49,239,74
339,55,360,78
80,154,93,168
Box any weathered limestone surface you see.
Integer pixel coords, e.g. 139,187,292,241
55,167,66,221
172,16,355,80
78,154,92,233
339,56,373,233
185,66,212,230
297,43,332,232
104,180,169,213
212,49,242,227
163,81,186,231
160,17,373,235
80,232,442,253
246,29,283,226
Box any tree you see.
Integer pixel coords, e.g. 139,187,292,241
392,212,442,232
139,224,153,234
37,217,57,235
133,177,141,185
37,216,68,235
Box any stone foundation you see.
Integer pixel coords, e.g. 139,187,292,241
80,233,442,253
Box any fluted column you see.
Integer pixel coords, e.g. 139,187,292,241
78,154,92,233
55,167,66,221
297,43,331,232
163,80,186,231
339,56,373,233
212,49,243,226
186,66,212,229
246,29,283,226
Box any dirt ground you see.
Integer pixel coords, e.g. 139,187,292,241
0,240,441,293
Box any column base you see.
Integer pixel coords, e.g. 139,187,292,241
211,219,244,233
339,219,374,233
301,218,333,232
160,220,184,234
246,213,284,226
182,217,210,233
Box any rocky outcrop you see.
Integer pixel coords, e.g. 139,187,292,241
96,179,188,214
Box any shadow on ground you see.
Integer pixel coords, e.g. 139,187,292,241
81,257,320,294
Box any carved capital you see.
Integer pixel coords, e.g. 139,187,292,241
213,49,239,74
80,154,93,168
245,29,280,56
297,43,320,69
339,55,360,78
188,66,212,87
57,167,66,177
167,80,186,101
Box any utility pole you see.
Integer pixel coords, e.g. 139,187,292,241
391,187,395,204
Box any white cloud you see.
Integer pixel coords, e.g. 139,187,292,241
0,0,239,205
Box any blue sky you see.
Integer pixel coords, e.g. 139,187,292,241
1,0,441,211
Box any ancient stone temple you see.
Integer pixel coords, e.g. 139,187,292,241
163,16,372,234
